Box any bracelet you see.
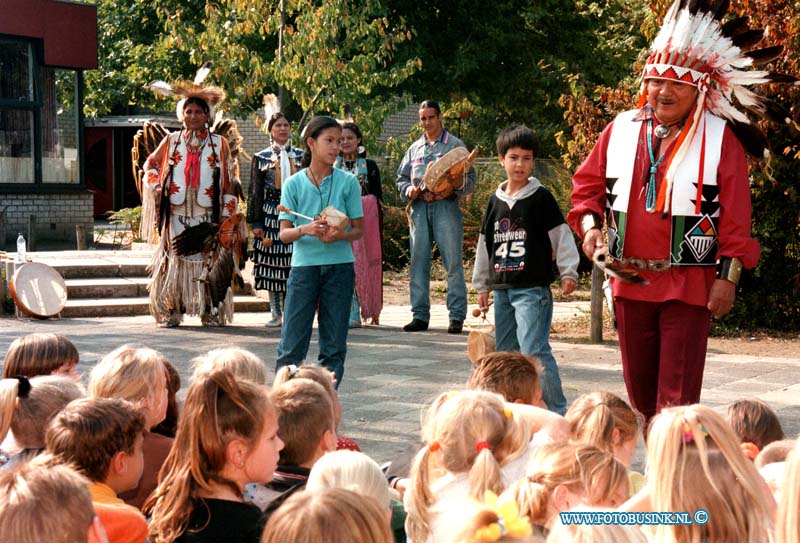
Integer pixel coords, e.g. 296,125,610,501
717,257,743,286
296,226,303,238
580,213,602,236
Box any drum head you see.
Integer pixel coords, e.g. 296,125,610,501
423,147,469,193
9,262,68,319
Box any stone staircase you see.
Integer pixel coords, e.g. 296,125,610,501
16,250,268,318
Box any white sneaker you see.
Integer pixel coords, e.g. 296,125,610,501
265,315,283,328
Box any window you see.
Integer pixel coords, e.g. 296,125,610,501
0,38,82,186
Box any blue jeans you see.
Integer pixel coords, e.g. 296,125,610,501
494,287,567,415
276,263,355,386
408,198,467,322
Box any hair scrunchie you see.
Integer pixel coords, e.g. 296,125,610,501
13,375,31,398
476,441,490,453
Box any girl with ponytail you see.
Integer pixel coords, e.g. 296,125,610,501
404,390,534,543
144,369,283,543
565,391,644,493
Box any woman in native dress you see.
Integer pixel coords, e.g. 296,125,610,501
248,108,304,327
335,121,383,327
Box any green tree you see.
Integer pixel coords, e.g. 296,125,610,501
85,0,421,143
382,0,648,154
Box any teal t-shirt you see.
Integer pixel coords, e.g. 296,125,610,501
279,168,364,267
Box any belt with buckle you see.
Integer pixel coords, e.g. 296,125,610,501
618,257,671,272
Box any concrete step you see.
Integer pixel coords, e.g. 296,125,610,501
61,296,268,318
65,277,150,299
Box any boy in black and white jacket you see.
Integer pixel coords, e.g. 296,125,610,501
472,125,579,415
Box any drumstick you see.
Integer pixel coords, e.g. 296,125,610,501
277,205,315,222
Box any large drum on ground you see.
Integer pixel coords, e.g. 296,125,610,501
9,262,68,319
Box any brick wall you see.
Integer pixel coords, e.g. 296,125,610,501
234,114,270,197
1,191,94,249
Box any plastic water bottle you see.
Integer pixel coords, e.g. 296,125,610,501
16,233,26,263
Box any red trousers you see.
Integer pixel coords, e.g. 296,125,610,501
615,298,711,421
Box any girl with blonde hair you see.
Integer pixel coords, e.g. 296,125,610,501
631,404,774,543
0,375,83,469
2,333,80,380
565,391,644,493
502,442,628,536
89,344,171,509
145,369,283,543
192,347,267,384
306,450,390,509
261,487,393,543
776,437,800,543
307,450,406,541
405,390,534,543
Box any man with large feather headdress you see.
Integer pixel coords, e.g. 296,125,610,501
135,64,247,327
569,0,797,421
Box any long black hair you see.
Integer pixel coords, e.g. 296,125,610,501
300,116,341,168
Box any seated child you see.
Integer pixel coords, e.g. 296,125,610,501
405,390,538,543
0,375,83,469
467,352,544,407
192,347,267,384
145,369,282,543
385,352,566,496
776,437,800,543
307,450,405,542
727,398,785,460
623,404,774,543
151,360,181,439
273,363,360,451
0,454,104,543
46,397,148,543
444,491,539,543
89,345,171,509
565,391,644,493
756,438,796,502
472,125,579,415
503,443,628,538
245,377,336,516
261,488,394,543
2,333,80,380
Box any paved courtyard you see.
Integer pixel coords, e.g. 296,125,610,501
1,304,799,467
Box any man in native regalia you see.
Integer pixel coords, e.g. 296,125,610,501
570,0,796,420
247,95,304,328
136,65,246,328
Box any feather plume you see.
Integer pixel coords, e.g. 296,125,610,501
147,81,175,97
194,61,212,85
728,120,769,158
731,29,764,50
721,15,749,37
263,93,281,120
766,73,799,85
746,46,784,66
